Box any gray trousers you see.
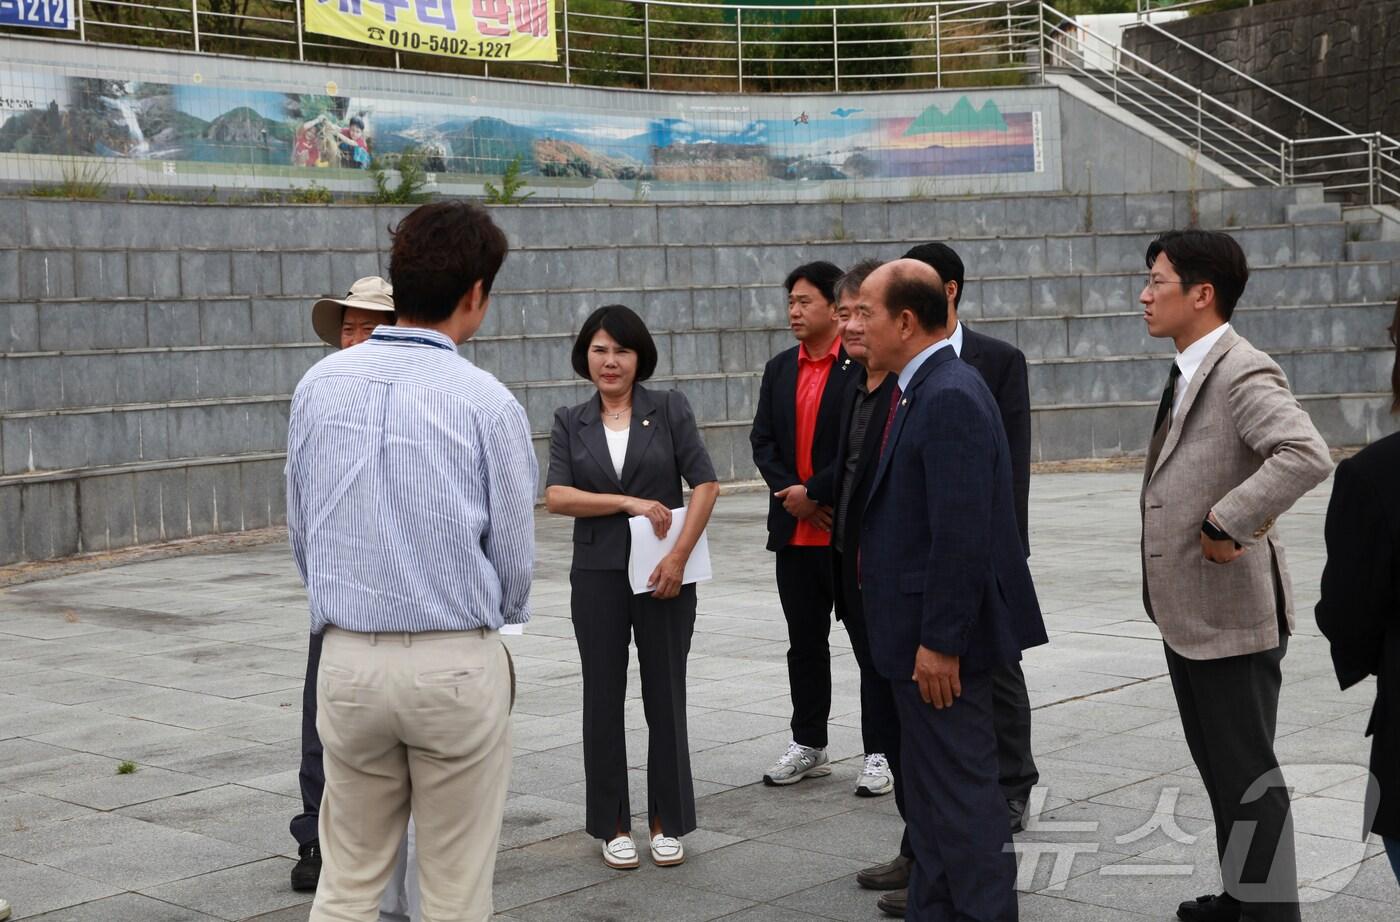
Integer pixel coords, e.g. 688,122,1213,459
570,569,697,839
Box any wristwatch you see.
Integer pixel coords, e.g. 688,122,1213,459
1200,516,1241,548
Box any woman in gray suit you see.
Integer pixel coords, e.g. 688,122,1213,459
545,305,719,870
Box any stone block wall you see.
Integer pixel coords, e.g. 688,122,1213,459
1,187,1396,564
1122,0,1400,141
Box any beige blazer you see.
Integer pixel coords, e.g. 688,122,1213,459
1140,327,1331,660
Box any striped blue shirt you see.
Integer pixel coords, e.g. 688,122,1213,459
286,326,537,634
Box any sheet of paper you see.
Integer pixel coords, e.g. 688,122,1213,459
627,506,713,595
499,623,524,635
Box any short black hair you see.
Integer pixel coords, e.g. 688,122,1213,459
1145,229,1249,321
784,261,843,304
903,242,965,309
882,267,949,333
388,201,508,324
349,115,365,130
835,258,882,302
571,304,659,383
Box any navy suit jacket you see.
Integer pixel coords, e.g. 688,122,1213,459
859,346,1047,680
749,343,858,551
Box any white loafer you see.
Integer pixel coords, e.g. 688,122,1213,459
650,833,684,866
602,834,639,869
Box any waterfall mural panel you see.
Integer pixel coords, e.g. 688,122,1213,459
0,58,1056,198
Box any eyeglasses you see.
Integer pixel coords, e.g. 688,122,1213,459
1144,277,1189,291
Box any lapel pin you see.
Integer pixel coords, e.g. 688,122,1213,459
901,399,908,406
642,419,650,427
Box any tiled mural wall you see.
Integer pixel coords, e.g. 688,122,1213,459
0,38,1063,201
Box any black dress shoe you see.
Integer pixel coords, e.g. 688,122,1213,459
877,888,906,918
291,841,321,892
856,854,911,891
1007,797,1028,834
1177,893,1240,922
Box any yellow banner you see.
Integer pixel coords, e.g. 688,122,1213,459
304,0,557,62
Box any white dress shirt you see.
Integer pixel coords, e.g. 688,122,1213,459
1172,322,1232,418
604,426,629,479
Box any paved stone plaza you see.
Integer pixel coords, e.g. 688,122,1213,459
0,472,1395,921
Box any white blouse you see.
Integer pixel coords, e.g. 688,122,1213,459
604,426,629,479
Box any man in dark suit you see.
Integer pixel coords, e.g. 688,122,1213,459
904,242,1039,836
750,261,858,785
852,258,1048,922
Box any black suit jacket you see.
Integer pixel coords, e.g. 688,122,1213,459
547,384,718,571
827,367,896,622
859,347,1046,678
960,324,1032,556
1315,431,1400,838
749,343,858,551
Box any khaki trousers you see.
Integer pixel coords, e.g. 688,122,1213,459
310,627,512,922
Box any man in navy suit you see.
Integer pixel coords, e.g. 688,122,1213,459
904,243,1039,836
851,258,1048,922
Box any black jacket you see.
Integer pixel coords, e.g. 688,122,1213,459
547,384,718,571
960,325,1032,556
1316,431,1400,838
749,343,858,551
827,367,895,622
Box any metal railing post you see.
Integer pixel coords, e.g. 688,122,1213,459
1279,142,1287,187
192,0,200,53
1369,134,1379,205
644,1,651,90
1195,90,1202,150
562,0,571,84
294,0,304,61
77,0,86,42
934,4,942,89
831,7,839,92
1036,1,1045,83
736,8,744,92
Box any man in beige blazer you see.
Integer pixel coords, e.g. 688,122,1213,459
1139,230,1331,922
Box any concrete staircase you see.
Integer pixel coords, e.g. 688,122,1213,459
1,186,1396,563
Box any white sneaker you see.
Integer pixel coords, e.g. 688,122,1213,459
855,752,894,797
650,833,685,866
762,740,832,786
602,834,639,869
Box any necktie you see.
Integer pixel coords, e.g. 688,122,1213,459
1153,362,1182,436
878,384,903,458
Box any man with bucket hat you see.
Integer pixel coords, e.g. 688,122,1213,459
291,277,397,892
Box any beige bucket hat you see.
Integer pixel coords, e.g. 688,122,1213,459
311,276,396,348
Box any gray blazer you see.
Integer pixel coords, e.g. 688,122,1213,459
1141,327,1332,660
547,384,718,572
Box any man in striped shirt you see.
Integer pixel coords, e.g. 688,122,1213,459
287,201,536,922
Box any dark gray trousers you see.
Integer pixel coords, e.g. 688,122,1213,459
570,569,697,840
291,630,325,848
1165,635,1301,922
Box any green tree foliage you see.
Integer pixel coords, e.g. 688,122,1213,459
370,147,432,204
484,154,535,203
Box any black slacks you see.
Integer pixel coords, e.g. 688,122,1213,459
893,674,1018,922
571,568,697,840
991,660,1038,803
1166,636,1300,922
776,545,836,749
291,630,325,848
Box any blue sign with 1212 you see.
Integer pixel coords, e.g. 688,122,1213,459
0,0,75,30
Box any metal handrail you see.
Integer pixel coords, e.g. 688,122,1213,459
1135,21,1400,150
0,0,1393,204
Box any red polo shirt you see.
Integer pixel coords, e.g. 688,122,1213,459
791,336,840,547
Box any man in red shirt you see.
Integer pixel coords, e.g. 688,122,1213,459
751,261,858,784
